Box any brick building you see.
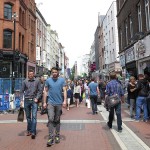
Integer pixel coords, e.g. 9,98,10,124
0,0,36,78
117,0,150,78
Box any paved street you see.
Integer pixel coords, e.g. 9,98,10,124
0,103,150,150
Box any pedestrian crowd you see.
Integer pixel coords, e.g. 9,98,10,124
19,68,150,146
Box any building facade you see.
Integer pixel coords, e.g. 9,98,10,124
117,0,150,78
36,7,48,76
0,0,36,78
103,1,121,76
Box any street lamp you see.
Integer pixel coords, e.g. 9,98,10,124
12,12,18,94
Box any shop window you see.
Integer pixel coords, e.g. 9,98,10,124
3,29,12,48
4,4,12,20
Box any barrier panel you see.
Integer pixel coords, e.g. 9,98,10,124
0,94,10,111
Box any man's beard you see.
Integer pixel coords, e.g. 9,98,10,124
53,74,58,78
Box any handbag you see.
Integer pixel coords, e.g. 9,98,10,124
17,107,24,122
108,82,121,107
108,94,120,107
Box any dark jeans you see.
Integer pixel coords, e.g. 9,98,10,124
24,100,38,135
108,102,122,130
47,103,62,138
90,95,97,114
147,98,150,117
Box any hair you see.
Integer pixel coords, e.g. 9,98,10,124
28,69,34,73
91,77,95,81
138,74,144,79
51,67,59,72
129,76,135,81
110,72,116,80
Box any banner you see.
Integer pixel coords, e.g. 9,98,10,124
36,46,41,60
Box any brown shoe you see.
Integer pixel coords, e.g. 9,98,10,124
26,131,31,136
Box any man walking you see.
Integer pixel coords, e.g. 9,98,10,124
43,67,67,146
106,73,124,132
20,69,42,139
88,77,100,114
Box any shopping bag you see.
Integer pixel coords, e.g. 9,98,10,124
17,107,24,122
108,94,120,107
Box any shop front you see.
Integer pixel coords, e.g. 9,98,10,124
134,36,150,76
125,46,137,79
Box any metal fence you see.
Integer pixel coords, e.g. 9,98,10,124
0,78,24,111
0,78,24,94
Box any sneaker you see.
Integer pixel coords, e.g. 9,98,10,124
134,119,140,122
107,122,112,129
118,129,122,133
26,131,31,136
143,119,148,122
47,138,54,146
55,136,60,143
31,134,36,139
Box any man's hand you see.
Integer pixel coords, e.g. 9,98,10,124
62,100,67,108
43,102,47,109
34,98,38,103
20,100,23,107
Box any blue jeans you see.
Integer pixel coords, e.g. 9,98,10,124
135,96,148,120
108,102,122,130
90,95,97,113
24,100,38,135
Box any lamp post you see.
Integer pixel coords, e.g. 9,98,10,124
12,12,17,94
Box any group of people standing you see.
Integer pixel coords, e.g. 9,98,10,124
127,74,150,122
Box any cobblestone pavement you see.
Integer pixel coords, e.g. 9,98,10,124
0,102,150,150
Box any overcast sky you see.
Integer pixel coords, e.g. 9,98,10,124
35,0,114,67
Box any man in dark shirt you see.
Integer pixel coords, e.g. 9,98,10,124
20,69,42,139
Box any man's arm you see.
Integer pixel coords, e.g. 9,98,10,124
35,80,42,102
20,80,26,106
43,87,48,109
63,86,67,107
97,86,100,97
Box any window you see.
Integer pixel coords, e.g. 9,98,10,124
3,30,12,48
145,0,150,31
111,11,113,20
129,15,133,38
125,20,128,45
138,3,142,32
109,30,111,44
112,27,114,43
119,28,123,50
4,4,12,20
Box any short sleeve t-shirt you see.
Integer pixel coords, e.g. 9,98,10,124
88,82,98,96
45,77,66,105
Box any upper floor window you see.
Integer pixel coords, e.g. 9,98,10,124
3,29,12,48
145,0,150,31
4,4,12,20
138,3,142,32
129,15,133,38
119,28,123,50
125,20,128,45
112,27,114,43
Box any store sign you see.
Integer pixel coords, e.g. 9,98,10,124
125,46,135,63
109,63,115,72
42,51,46,63
119,52,125,67
36,47,41,60
135,40,146,60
